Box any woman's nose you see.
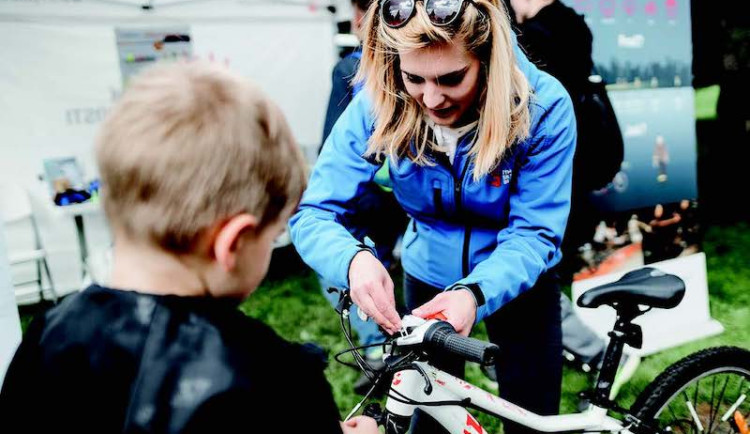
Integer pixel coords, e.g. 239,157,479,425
422,83,446,109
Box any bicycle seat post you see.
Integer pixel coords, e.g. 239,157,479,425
592,306,643,406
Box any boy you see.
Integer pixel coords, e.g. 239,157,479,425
0,62,376,433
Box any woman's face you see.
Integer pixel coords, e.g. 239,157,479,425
398,42,481,127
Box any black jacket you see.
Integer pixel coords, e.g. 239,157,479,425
0,285,344,433
321,51,360,150
516,0,594,98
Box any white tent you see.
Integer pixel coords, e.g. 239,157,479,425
0,0,337,300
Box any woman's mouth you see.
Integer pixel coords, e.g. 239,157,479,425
428,106,457,119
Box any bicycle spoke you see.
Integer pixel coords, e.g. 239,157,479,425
707,375,718,433
710,374,733,433
668,402,681,429
720,393,747,422
663,402,693,434
685,398,705,432
695,378,707,433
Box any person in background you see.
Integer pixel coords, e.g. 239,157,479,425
322,0,373,145
645,203,683,264
0,62,377,434
507,0,594,277
507,0,638,391
319,0,408,396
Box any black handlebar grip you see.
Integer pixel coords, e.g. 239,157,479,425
423,322,500,365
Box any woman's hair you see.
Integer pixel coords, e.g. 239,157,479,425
356,0,531,180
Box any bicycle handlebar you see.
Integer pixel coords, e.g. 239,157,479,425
423,321,499,366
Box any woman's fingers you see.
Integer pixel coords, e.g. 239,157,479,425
378,276,401,331
412,294,446,318
383,275,396,314
356,290,399,334
413,291,476,336
348,250,402,333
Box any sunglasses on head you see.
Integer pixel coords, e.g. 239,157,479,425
380,0,477,29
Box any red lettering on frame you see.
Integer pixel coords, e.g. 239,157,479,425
464,414,483,434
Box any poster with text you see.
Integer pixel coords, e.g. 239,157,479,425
560,0,722,354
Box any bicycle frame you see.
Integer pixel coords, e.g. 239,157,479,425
385,361,632,433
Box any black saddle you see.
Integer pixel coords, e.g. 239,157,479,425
577,267,685,312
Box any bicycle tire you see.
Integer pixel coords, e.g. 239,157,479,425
631,346,750,434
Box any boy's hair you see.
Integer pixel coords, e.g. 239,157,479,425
96,61,307,253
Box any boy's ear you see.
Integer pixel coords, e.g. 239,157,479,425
214,214,259,272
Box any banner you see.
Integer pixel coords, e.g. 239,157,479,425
115,27,193,86
0,0,336,294
561,0,722,355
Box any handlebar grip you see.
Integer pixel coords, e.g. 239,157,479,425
423,322,499,365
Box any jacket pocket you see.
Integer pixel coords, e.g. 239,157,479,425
432,181,444,217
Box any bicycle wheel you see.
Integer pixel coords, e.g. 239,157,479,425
631,346,750,434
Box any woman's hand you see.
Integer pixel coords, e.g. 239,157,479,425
341,416,379,434
348,250,402,334
412,290,476,336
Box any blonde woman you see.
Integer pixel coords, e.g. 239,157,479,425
290,0,576,431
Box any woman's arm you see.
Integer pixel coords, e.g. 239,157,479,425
289,92,401,333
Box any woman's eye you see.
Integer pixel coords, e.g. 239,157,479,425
404,73,424,84
438,73,465,87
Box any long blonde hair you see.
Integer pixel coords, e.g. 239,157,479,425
356,0,531,181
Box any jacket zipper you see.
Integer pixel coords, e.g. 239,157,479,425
431,134,473,278
454,160,471,277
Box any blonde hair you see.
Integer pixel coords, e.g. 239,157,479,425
96,61,306,253
357,0,531,180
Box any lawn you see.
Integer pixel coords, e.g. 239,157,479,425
241,223,750,432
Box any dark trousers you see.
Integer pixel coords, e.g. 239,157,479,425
404,272,562,434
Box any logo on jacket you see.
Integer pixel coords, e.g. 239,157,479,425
490,168,512,187
502,169,512,185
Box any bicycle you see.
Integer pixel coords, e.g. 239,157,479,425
331,266,750,434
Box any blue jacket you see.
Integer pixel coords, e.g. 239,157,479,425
290,49,576,323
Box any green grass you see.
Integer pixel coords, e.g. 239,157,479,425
239,223,750,431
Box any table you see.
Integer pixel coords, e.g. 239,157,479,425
47,201,101,279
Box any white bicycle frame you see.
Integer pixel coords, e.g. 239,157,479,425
385,361,633,433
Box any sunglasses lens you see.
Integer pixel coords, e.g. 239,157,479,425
381,0,415,27
425,0,463,25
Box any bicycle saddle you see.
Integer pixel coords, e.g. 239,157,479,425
577,267,685,311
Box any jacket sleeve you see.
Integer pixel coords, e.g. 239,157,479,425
456,91,577,322
289,92,381,290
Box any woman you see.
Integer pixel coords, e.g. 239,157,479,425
290,0,576,431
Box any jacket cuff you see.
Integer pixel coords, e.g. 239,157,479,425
445,283,485,307
344,243,378,289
